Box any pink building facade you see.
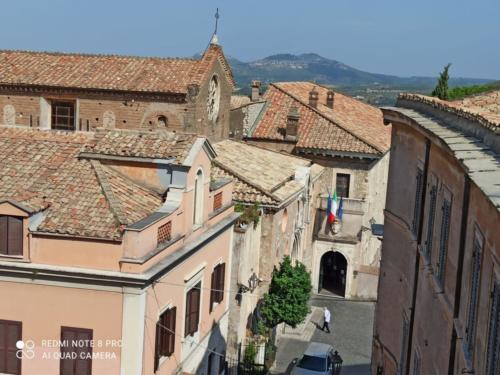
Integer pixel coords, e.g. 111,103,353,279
0,126,237,375
372,94,500,374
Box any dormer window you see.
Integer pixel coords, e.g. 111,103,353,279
0,215,23,256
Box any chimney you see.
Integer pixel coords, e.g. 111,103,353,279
251,80,261,101
286,107,300,140
326,90,335,109
309,88,319,108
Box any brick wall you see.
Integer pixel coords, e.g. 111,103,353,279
0,94,40,126
0,58,232,142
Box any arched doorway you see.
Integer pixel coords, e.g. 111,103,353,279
318,251,347,297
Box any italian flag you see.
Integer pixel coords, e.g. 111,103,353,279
327,190,338,224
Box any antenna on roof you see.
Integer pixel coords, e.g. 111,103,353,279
210,8,220,45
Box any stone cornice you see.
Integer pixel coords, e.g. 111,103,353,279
0,83,187,103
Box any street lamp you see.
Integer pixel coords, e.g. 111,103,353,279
332,350,343,375
248,271,259,293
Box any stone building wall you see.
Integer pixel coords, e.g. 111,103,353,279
226,221,262,358
372,113,500,374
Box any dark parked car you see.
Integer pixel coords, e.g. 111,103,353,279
291,342,338,375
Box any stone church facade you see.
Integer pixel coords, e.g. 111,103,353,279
0,43,234,141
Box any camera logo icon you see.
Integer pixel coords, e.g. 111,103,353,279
16,340,35,359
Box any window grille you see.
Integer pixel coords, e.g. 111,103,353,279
157,221,172,245
213,192,223,211
51,101,75,131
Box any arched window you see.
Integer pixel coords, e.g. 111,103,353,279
193,169,204,226
157,115,168,128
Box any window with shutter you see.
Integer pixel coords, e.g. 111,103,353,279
465,230,483,356
60,327,92,375
210,263,226,312
0,216,23,256
154,307,176,371
486,281,500,375
185,283,201,337
219,351,226,374
0,320,22,375
425,186,437,258
412,351,420,375
398,315,409,375
411,169,424,236
436,199,451,287
208,351,215,375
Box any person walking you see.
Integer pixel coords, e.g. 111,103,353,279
322,307,331,333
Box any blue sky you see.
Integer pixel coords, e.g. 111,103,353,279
1,0,498,79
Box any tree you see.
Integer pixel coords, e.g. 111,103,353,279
260,256,312,329
431,63,452,100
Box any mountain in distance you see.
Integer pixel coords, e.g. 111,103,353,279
226,53,494,105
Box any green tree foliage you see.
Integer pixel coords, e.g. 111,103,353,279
447,81,500,100
260,256,312,329
431,63,452,100
235,203,261,228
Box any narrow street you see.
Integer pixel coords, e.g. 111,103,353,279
270,296,375,375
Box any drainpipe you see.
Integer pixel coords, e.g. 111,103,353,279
405,139,431,375
448,175,471,374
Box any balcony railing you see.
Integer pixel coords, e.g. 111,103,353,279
318,196,366,214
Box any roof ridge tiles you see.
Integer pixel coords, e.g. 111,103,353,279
90,160,128,226
212,159,280,202
231,139,313,164
0,49,199,62
270,82,384,154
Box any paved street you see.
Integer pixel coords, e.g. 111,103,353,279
270,296,375,375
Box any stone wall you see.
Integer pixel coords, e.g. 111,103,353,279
226,221,262,358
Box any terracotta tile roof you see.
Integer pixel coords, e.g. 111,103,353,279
211,165,279,206
453,90,500,123
0,44,234,95
250,82,390,155
0,126,167,239
230,95,251,110
82,129,197,163
212,140,322,207
399,92,500,131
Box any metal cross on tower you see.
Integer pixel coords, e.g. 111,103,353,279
214,8,220,35
210,8,220,45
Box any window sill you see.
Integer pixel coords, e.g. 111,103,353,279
210,301,221,313
0,254,27,262
192,224,203,232
157,354,173,372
